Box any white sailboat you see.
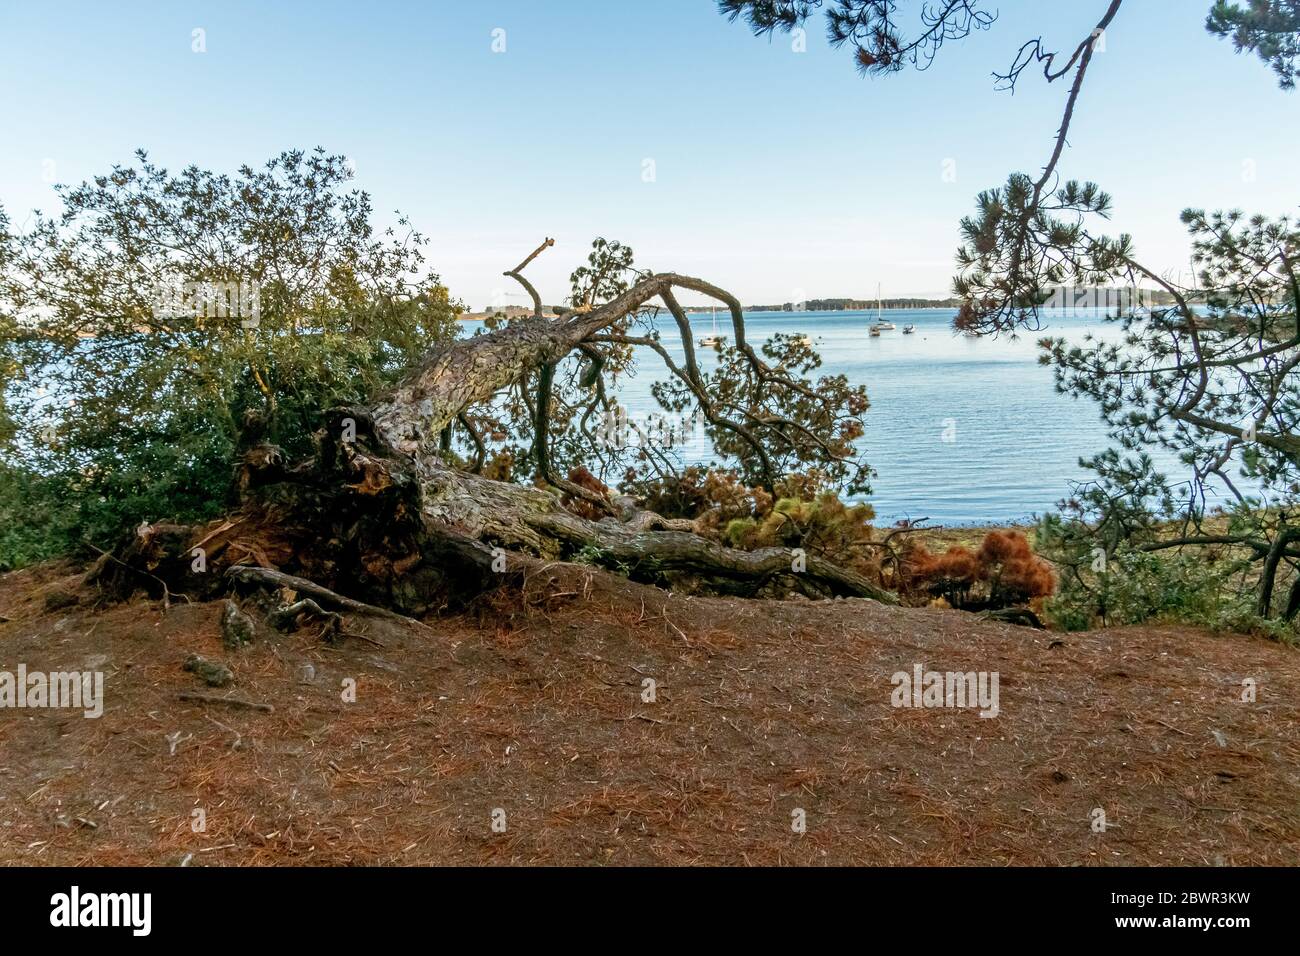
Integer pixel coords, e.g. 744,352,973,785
699,305,721,347
869,283,895,332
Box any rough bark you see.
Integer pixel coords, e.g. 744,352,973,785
1257,528,1300,618
361,283,893,604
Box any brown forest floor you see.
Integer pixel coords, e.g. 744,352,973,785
1,559,1297,866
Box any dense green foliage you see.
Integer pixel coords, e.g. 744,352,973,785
1044,542,1285,637
1208,0,1300,89
0,149,460,565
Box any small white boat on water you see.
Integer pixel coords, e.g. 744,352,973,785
867,283,894,332
699,305,721,347
902,324,916,334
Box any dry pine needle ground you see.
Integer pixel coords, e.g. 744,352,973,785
1,559,1296,865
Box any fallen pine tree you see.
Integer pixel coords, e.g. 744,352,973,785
89,240,895,615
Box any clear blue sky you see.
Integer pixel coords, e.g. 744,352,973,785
2,0,1297,308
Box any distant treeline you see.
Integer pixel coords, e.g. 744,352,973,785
745,298,961,312
682,287,1185,313
468,288,1189,317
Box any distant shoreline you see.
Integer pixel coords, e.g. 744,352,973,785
458,302,959,320
683,301,957,313
461,286,1184,319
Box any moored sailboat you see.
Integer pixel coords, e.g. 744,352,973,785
699,305,721,347
868,283,894,332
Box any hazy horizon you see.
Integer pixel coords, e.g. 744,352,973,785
3,0,1298,308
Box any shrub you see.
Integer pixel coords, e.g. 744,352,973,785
899,531,1054,610
0,463,78,571
0,150,460,552
1044,545,1296,641
562,466,613,520
620,466,879,579
624,466,773,528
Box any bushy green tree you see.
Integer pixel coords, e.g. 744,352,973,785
1028,211,1300,626
0,149,460,557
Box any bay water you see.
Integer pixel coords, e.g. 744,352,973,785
596,307,1203,526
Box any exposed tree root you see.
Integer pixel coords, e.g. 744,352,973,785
978,607,1045,629
228,566,416,623
176,692,275,713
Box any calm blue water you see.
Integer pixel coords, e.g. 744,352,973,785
582,307,1204,525
20,307,1210,525
19,309,1212,525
